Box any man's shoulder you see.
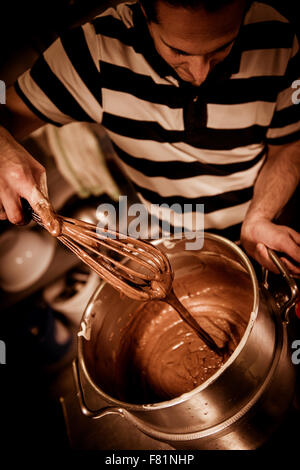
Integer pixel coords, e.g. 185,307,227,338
243,0,299,49
247,1,299,28
91,1,137,30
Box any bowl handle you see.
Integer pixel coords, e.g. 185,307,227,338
72,359,125,420
262,248,299,325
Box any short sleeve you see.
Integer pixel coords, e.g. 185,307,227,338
14,22,103,126
266,34,300,145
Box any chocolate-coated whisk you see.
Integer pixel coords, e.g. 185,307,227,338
32,211,225,356
32,212,172,301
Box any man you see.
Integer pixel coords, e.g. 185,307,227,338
0,0,299,273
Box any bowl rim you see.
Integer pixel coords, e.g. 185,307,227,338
0,229,56,292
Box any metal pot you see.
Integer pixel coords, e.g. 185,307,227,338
73,233,298,450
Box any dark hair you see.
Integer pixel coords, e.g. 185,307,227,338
139,0,237,23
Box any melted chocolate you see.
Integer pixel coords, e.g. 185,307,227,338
94,255,253,404
34,201,62,237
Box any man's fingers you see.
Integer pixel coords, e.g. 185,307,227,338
256,243,280,274
0,172,58,233
274,243,300,268
31,165,49,199
241,219,300,275
32,201,61,236
256,227,300,267
25,185,61,236
0,204,7,220
0,192,24,225
37,171,49,199
289,228,300,245
285,230,300,265
256,242,300,275
279,257,300,276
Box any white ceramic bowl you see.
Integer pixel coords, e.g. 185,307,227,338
0,228,56,292
43,270,100,325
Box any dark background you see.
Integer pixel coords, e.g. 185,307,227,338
0,0,120,85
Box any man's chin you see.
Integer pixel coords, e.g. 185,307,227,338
174,68,211,87
175,70,192,83
177,74,207,87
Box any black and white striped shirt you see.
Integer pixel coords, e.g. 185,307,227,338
15,1,300,240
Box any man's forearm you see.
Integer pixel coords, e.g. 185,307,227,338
0,86,44,141
245,140,300,222
240,140,300,274
0,123,22,155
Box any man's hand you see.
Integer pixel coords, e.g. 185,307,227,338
240,140,300,275
0,126,61,236
241,216,300,275
0,86,61,235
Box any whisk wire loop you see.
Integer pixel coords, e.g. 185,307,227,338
31,212,172,301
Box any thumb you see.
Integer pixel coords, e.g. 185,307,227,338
256,243,279,274
37,171,49,199
26,185,61,237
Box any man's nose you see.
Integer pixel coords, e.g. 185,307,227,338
187,55,211,86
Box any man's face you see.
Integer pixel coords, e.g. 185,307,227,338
144,0,247,86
